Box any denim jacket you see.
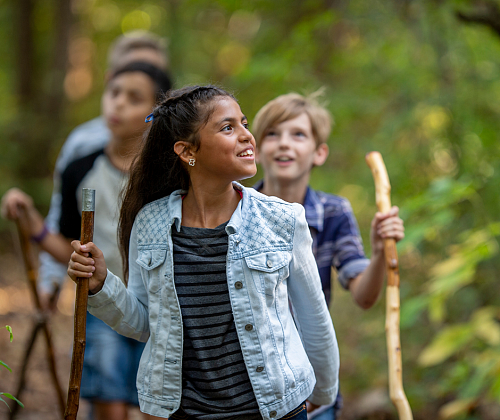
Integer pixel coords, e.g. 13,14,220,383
87,183,339,419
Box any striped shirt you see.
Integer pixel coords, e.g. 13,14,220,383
172,222,260,420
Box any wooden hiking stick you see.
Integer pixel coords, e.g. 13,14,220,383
10,212,65,419
365,152,413,420
64,188,95,420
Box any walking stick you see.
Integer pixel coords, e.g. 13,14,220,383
64,188,95,420
10,211,65,419
365,152,413,420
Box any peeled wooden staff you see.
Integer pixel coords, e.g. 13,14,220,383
365,152,413,420
10,212,65,419
64,188,95,420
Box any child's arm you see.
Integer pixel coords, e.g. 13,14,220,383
288,204,339,407
68,223,150,341
348,206,404,309
1,188,75,263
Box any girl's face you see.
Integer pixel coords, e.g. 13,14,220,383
102,72,156,141
192,97,257,182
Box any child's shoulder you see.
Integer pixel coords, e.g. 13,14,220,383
308,188,356,217
61,148,106,187
137,194,174,219
243,185,301,216
244,185,296,205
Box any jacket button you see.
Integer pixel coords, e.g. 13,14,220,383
256,366,264,372
269,411,277,417
245,324,253,331
266,260,273,268
235,281,243,289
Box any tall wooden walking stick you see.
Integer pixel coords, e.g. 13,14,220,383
10,212,65,419
64,188,95,420
365,152,413,420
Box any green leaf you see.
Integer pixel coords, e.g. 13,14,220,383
0,395,9,411
418,324,474,367
0,393,24,407
400,295,428,329
0,360,12,372
438,398,476,420
2,325,13,342
471,307,500,345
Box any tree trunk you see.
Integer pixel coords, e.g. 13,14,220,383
16,0,35,107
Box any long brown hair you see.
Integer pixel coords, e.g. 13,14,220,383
119,85,234,283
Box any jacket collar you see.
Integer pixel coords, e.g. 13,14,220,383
168,181,246,235
167,190,184,233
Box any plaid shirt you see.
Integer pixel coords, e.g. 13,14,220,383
254,182,370,305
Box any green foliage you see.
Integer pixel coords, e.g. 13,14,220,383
401,174,500,415
1,0,500,417
1,326,24,410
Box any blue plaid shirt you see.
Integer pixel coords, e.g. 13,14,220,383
254,181,370,305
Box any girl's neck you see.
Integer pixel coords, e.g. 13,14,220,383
261,176,309,205
181,182,241,229
105,134,140,173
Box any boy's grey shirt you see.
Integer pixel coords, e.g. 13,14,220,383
87,183,339,419
38,117,110,292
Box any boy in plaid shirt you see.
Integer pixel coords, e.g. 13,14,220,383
253,93,405,419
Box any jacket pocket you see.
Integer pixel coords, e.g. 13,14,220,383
136,249,168,293
244,251,290,296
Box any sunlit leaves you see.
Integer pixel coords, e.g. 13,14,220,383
418,324,474,367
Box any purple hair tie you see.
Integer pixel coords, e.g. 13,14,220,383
145,113,154,123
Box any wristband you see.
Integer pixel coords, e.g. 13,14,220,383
31,224,49,243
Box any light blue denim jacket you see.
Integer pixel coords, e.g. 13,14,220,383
88,183,339,419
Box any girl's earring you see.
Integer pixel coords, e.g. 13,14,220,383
188,158,196,167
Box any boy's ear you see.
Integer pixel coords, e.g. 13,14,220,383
174,141,195,165
313,143,329,166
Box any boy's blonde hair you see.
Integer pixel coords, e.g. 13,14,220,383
252,92,333,148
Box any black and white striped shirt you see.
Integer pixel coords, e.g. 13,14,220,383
172,222,260,419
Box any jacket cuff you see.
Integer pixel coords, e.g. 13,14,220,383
87,270,119,307
308,384,339,406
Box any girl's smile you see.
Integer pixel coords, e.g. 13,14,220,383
236,146,255,159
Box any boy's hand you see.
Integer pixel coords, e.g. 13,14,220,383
1,188,34,220
370,206,404,255
68,241,107,294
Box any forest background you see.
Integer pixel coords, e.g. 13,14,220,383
0,0,500,419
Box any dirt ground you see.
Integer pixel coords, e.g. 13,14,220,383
0,243,145,420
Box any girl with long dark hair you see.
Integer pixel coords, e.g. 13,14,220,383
68,85,339,420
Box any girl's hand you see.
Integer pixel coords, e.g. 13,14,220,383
370,205,405,255
68,241,108,294
1,188,34,220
